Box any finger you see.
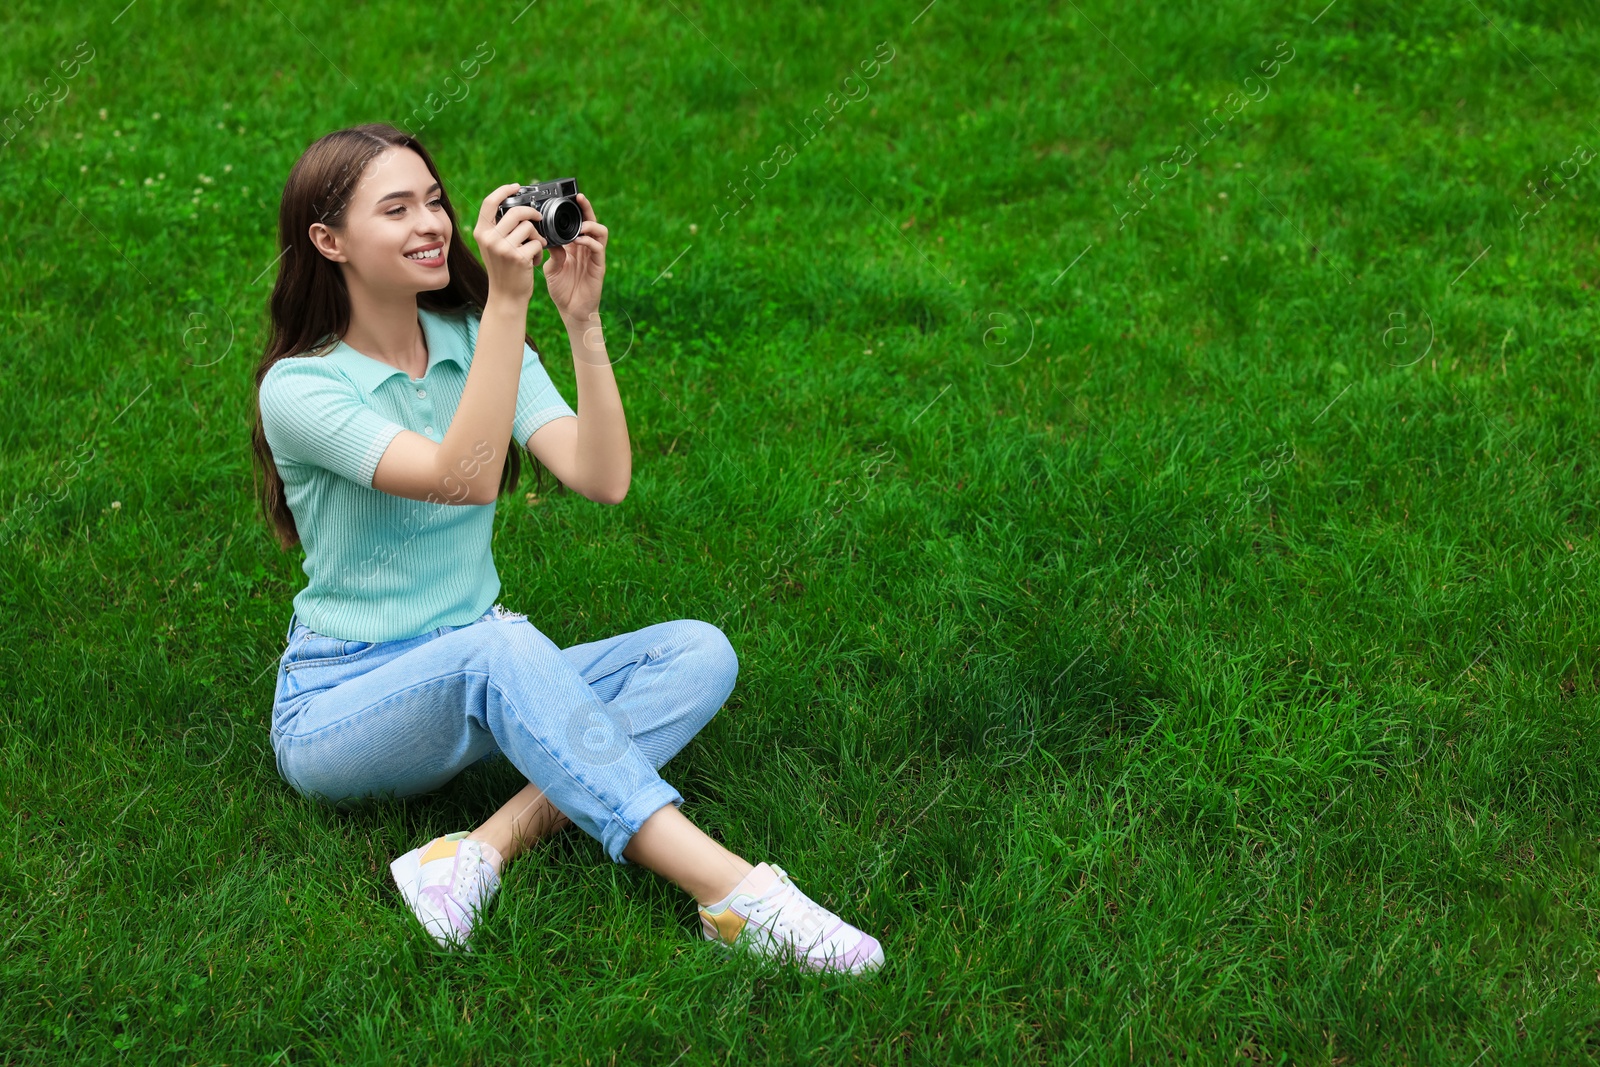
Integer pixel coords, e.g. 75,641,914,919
495,206,541,238
542,247,570,279
509,236,544,270
547,241,591,270
500,219,536,247
578,220,608,243
569,235,605,256
575,192,596,223
479,184,525,229
482,183,522,209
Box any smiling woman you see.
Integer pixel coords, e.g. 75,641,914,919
252,126,550,523
244,122,884,975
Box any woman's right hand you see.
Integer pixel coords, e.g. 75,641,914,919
474,183,546,306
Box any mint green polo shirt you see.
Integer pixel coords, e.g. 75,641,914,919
258,306,576,643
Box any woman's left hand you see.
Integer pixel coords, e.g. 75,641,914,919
542,193,607,323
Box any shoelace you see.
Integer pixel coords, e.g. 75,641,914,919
745,879,837,950
422,843,493,938
451,843,496,908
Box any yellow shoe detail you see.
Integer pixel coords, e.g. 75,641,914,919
700,905,747,945
419,835,462,866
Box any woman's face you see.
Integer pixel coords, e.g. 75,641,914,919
308,146,452,294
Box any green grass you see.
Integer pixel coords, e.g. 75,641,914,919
4,0,1600,1062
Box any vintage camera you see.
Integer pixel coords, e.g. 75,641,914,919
495,177,584,247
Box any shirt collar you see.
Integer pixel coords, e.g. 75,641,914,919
330,307,469,395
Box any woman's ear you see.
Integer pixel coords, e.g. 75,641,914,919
308,222,347,263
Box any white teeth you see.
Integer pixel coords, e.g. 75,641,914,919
405,247,441,260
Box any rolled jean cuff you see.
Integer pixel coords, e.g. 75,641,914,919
601,779,685,865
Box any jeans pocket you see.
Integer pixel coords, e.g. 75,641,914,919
280,636,384,703
283,632,379,672
584,646,658,707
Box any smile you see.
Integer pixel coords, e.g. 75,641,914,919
405,247,443,260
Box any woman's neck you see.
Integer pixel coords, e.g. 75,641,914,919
341,289,428,377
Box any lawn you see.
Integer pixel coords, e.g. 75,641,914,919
4,0,1600,1063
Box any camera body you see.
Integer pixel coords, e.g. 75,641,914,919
495,177,583,247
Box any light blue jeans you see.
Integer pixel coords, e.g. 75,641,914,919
269,602,739,865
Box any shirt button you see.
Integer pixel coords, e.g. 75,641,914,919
425,426,434,434
416,388,426,398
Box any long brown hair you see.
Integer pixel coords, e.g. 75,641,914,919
250,122,548,551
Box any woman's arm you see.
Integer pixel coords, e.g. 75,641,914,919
438,297,532,503
374,184,546,506
525,193,629,504
527,309,631,504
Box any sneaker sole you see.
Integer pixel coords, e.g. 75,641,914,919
704,933,885,975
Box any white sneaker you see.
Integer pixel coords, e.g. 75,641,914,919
698,862,886,975
389,831,503,951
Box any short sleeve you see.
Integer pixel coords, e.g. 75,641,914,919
259,357,407,488
462,310,576,447
512,340,578,446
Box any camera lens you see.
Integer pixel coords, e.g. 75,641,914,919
548,198,583,244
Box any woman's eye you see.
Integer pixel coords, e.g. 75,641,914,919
388,198,442,216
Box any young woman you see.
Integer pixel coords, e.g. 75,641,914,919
250,123,884,975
